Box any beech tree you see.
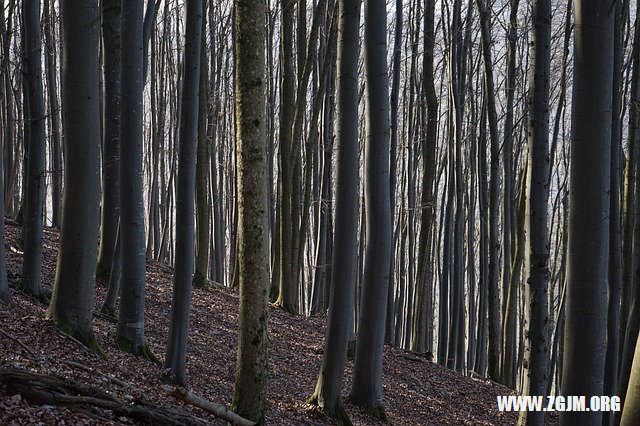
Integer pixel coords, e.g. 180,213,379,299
117,0,152,358
518,0,550,423
46,0,101,348
164,0,202,386
20,0,46,300
308,0,360,420
231,0,270,421
97,0,122,276
560,1,613,424
351,0,392,416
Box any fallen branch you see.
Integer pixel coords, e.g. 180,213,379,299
163,385,256,426
63,360,131,390
0,329,37,357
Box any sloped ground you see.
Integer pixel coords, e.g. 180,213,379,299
1,222,525,425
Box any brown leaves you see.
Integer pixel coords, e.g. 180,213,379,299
0,222,540,425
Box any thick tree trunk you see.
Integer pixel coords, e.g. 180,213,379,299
308,0,360,420
117,0,151,357
604,4,622,426
46,0,102,348
560,2,613,424
518,0,550,423
231,0,270,421
350,0,391,415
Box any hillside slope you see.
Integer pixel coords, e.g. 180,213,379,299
0,223,524,425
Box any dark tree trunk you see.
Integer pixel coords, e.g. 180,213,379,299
164,0,202,386
20,0,46,299
46,0,102,348
117,0,151,358
560,1,613,424
350,0,391,415
308,0,360,420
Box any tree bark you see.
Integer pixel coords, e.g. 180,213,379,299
20,0,46,299
117,0,151,357
560,2,613,424
46,0,102,349
164,0,202,386
97,0,122,276
350,0,391,415
518,0,550,423
231,0,270,421
475,0,501,381
308,0,360,419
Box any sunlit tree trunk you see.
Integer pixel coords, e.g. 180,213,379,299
231,0,270,420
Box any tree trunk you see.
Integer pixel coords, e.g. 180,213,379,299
194,5,210,289
560,2,613,424
46,0,102,348
231,0,270,421
276,0,296,312
475,0,502,382
42,0,61,229
164,0,202,386
350,0,391,415
518,0,550,423
117,0,151,358
97,0,122,275
308,0,360,419
603,4,623,426
20,0,46,299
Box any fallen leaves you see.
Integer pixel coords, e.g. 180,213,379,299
0,222,545,424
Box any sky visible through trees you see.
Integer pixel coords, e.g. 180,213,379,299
0,0,638,424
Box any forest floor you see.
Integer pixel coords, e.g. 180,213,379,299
0,222,540,425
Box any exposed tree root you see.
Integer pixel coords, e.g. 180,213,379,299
306,393,354,426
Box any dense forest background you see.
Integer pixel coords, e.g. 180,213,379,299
0,0,636,424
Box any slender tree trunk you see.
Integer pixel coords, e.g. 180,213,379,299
560,2,613,424
20,0,46,299
502,159,527,389
385,0,402,346
231,0,270,420
276,0,296,312
475,0,501,382
42,0,61,229
97,0,122,276
194,5,211,289
518,0,550,423
474,88,489,375
308,0,360,419
45,0,101,349
621,0,640,348
164,0,202,386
